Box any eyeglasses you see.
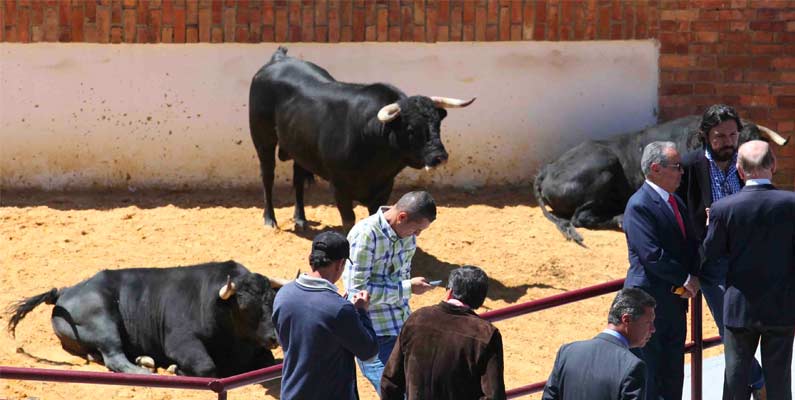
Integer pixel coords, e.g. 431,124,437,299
662,162,683,171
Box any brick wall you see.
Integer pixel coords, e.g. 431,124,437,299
2,0,793,187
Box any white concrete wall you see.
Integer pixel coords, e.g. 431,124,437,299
0,42,659,190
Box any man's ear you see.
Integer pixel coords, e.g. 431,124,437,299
620,313,633,325
396,211,409,224
737,164,746,181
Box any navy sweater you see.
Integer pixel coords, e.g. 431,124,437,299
273,277,378,400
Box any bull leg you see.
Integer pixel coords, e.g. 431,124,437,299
570,202,623,231
292,163,310,230
51,303,150,374
332,188,356,231
250,120,278,228
164,336,217,377
365,180,394,216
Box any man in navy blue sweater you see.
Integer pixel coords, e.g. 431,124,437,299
273,231,379,400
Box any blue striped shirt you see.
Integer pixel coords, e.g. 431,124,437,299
705,148,741,202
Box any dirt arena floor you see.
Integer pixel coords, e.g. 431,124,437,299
0,187,720,400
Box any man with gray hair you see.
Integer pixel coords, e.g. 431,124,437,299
342,190,439,393
543,288,657,399
702,140,795,400
623,141,700,400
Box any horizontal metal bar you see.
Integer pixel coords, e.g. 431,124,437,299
0,366,213,390
481,279,625,323
212,364,283,392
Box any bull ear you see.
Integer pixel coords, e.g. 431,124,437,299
268,276,290,289
218,275,236,300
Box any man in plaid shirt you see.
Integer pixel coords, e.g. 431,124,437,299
342,190,438,394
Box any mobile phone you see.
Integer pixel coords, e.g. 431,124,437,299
428,280,443,286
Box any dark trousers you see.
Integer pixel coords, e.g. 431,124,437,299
723,324,795,400
633,310,687,400
702,281,764,389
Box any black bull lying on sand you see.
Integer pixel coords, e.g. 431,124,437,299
7,261,288,377
249,46,475,229
533,115,789,246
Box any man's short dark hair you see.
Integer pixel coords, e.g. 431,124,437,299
607,288,656,325
698,104,743,146
447,266,489,309
394,191,436,222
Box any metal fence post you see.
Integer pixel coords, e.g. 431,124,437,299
690,291,703,400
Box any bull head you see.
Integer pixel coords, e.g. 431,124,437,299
377,96,476,123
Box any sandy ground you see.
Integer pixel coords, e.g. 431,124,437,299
0,187,720,400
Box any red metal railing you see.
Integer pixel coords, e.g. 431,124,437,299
0,278,721,399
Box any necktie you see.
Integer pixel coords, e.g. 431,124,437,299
667,194,686,238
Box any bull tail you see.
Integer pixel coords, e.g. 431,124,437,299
533,168,586,248
271,46,289,63
7,288,60,337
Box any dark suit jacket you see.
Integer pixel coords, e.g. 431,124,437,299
623,183,700,318
542,332,646,400
677,149,744,242
702,184,795,328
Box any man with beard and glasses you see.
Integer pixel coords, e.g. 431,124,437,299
677,104,765,399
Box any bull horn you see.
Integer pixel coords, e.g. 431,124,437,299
218,275,236,300
377,103,401,122
430,96,476,108
269,276,290,289
758,125,790,146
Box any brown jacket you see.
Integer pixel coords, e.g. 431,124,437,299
381,302,506,400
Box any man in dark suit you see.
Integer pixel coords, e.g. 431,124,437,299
702,140,795,400
542,288,657,400
676,104,766,397
623,141,701,400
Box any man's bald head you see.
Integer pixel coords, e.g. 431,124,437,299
737,140,775,180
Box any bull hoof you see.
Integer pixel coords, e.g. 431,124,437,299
135,356,155,370
294,219,307,231
263,217,278,229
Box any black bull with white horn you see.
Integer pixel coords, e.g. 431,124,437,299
249,46,475,230
7,261,293,377
533,115,789,246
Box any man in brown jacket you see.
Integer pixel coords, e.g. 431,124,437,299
381,265,505,400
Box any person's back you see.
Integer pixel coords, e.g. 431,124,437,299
272,231,378,400
542,288,656,400
545,336,645,400
390,302,502,399
381,266,505,400
274,281,375,399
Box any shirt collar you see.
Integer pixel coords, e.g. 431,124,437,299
377,206,400,242
295,274,340,294
645,179,670,202
745,178,771,186
445,298,470,309
601,328,630,348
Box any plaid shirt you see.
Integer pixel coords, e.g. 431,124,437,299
705,148,742,202
342,207,416,337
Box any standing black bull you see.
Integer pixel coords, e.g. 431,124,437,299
533,115,788,246
7,261,287,377
249,46,474,229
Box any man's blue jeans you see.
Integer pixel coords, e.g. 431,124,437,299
357,335,397,396
702,279,764,390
